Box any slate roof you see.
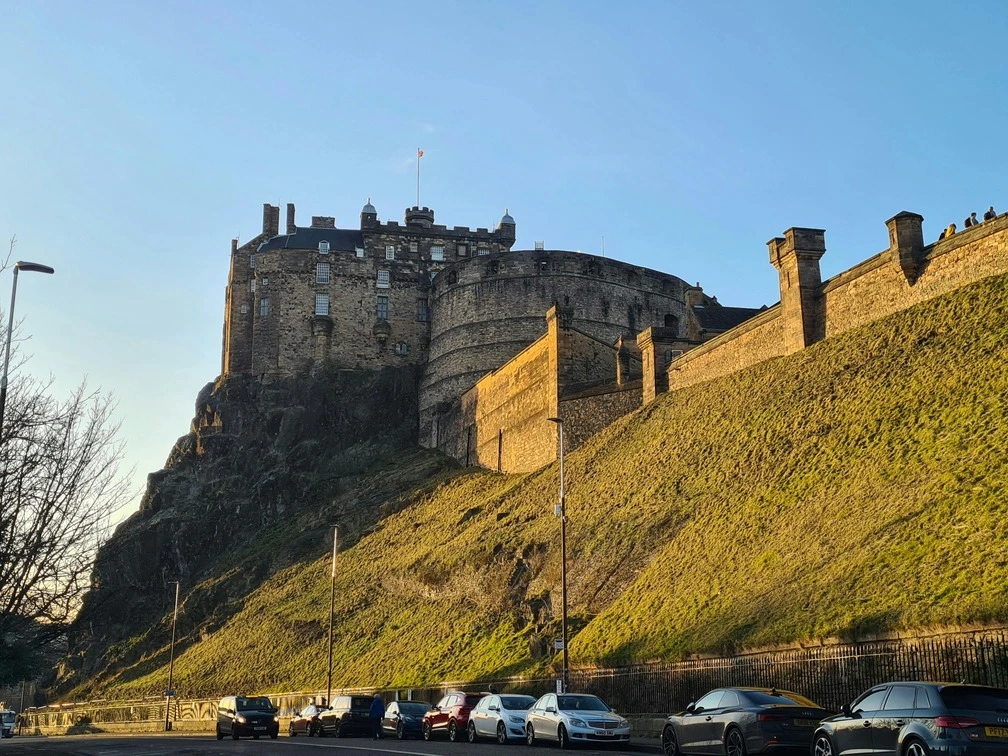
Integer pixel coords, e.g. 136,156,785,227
258,226,364,252
692,304,765,333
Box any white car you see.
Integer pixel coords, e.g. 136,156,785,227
1,710,15,738
525,693,631,748
466,693,536,744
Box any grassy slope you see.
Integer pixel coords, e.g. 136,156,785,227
89,272,1008,697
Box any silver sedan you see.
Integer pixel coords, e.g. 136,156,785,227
467,694,537,744
525,692,631,749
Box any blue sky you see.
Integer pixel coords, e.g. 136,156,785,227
1,1,1005,524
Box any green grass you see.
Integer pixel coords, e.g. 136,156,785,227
76,272,1008,697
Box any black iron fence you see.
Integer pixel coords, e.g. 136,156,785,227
25,628,1008,732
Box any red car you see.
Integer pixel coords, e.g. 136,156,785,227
422,692,486,742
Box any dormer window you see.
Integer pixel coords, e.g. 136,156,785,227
377,270,390,288
385,245,395,260
319,241,330,254
431,246,444,261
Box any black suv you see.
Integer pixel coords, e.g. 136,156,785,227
318,695,374,737
216,695,279,740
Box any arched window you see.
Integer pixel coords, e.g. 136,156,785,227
447,270,459,285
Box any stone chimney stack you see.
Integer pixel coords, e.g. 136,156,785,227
768,227,826,354
286,203,297,235
637,326,679,404
262,204,279,237
886,211,925,283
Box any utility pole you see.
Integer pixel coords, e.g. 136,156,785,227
326,526,339,706
546,417,569,693
18,680,25,735
165,581,179,731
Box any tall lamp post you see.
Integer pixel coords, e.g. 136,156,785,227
546,416,568,693
325,526,339,707
165,581,179,731
0,261,55,434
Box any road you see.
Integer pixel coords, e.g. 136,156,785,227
1,734,661,756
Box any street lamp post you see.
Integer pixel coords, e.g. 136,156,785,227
165,581,179,731
326,526,339,707
0,261,55,435
546,416,568,693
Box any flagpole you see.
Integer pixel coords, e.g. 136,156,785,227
416,148,421,207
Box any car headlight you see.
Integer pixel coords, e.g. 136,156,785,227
508,715,524,724
235,715,247,724
273,715,279,722
618,717,629,728
569,717,587,728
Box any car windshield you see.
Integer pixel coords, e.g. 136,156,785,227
237,697,273,712
744,691,819,707
940,686,1008,712
463,695,483,706
399,702,430,715
1,712,14,724
558,695,609,712
501,696,536,710
351,697,372,710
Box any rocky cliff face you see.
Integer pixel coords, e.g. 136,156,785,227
59,365,444,693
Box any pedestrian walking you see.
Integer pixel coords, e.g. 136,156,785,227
369,693,385,739
984,206,997,221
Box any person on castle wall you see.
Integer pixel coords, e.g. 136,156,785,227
369,693,385,739
964,212,978,228
984,206,997,221
938,228,947,241
944,222,957,239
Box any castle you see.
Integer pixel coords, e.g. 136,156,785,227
222,201,1008,474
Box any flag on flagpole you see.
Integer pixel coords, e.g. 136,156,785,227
418,148,423,158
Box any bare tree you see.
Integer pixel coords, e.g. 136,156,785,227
0,242,131,684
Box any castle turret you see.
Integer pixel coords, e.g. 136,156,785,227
886,211,925,283
768,227,826,354
361,198,378,230
405,206,435,229
496,209,516,243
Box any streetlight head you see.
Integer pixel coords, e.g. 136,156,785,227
15,261,55,275
547,416,562,424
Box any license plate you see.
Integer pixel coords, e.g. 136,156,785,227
985,726,1008,738
594,730,613,737
794,719,820,728
254,726,267,731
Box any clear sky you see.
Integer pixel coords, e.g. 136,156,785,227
1,1,1005,524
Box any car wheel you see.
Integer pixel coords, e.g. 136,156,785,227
903,738,929,756
270,732,277,740
423,721,432,741
497,721,507,744
813,733,834,756
289,722,296,737
231,726,240,740
662,725,679,756
253,734,260,740
334,725,343,738
526,723,536,746
449,720,459,742
725,727,747,756
558,723,570,750
216,725,224,741
397,721,405,740
468,721,478,743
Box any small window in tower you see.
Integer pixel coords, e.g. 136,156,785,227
431,245,444,261
261,276,268,286
376,295,389,321
249,255,257,268
539,259,548,272
355,246,365,258
664,314,679,330
319,241,330,254
417,298,429,322
377,270,390,288
457,244,467,257
315,293,329,316
240,304,249,314
477,245,490,256
447,270,459,285
386,245,396,260
395,341,409,356
260,298,270,317
250,279,256,293
410,242,418,254
316,262,331,284
488,261,500,274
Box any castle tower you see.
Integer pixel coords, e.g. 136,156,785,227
360,199,378,230
768,227,826,354
886,211,925,283
497,209,516,244
405,206,434,228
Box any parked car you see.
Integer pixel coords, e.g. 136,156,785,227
422,692,487,742
288,702,327,737
525,692,631,748
468,693,537,744
318,695,373,737
661,687,829,756
813,682,1008,756
1,709,15,738
381,700,432,739
215,695,279,740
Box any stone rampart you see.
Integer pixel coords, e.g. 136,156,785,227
559,381,643,452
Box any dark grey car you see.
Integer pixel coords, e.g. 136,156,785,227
661,688,829,756
813,682,1008,756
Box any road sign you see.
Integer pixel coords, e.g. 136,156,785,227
554,638,565,650
164,690,175,697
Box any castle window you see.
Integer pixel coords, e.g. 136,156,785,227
316,262,331,284
376,295,389,321
240,304,248,314
664,314,679,331
355,246,365,258
447,270,459,285
431,245,444,261
385,245,396,260
249,255,256,269
319,241,330,254
417,298,429,322
488,261,500,275
539,259,548,272
477,245,490,256
410,242,418,254
457,244,467,256
377,270,390,289
261,277,268,286
250,279,256,293
395,341,409,356
259,298,270,317
315,293,329,316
